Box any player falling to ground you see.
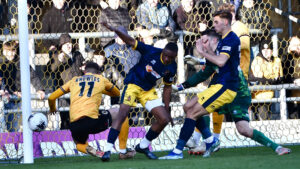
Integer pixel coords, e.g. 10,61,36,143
160,10,241,160
101,22,178,161
174,29,291,157
186,2,253,151
48,62,135,159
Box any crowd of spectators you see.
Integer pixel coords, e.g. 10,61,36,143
0,0,299,132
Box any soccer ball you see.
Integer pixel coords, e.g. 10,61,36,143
28,113,48,132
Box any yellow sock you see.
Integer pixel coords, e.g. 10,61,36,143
212,112,224,134
119,117,129,150
76,142,88,154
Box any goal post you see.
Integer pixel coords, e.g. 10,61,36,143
18,0,33,164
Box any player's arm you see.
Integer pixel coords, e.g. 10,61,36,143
48,82,70,114
173,64,216,91
103,78,120,97
101,22,135,47
196,39,229,67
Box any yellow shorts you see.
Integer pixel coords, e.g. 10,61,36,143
197,84,236,113
120,84,158,107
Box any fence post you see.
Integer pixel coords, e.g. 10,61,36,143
177,32,186,112
79,37,87,59
271,33,278,57
280,88,287,120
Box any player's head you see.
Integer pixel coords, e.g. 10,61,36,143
201,29,221,51
85,61,101,74
218,3,235,21
162,42,178,65
213,10,232,34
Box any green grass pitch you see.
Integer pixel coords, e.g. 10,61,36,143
2,145,300,169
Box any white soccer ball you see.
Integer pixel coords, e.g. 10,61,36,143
28,113,48,132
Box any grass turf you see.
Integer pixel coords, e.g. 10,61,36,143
1,145,299,169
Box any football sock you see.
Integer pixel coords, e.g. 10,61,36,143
213,133,220,139
213,112,224,135
119,117,129,150
140,128,159,149
119,149,127,154
175,118,196,152
195,116,212,139
252,129,278,151
76,142,88,154
105,128,120,152
193,129,202,143
204,136,214,143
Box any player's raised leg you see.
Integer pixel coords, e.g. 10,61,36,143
235,120,291,155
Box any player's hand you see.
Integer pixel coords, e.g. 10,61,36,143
196,39,205,54
172,84,184,92
184,55,206,65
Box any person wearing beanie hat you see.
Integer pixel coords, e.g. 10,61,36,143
59,33,72,49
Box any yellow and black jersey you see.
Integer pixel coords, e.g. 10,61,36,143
48,73,120,122
232,21,251,80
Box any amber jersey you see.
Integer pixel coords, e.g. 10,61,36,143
60,73,115,122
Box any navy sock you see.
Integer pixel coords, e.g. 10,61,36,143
107,128,120,144
195,116,212,139
175,118,196,151
146,128,160,141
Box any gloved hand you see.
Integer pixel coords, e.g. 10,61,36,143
184,55,206,65
172,84,184,92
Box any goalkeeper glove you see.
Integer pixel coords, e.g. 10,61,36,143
184,55,206,65
172,84,184,92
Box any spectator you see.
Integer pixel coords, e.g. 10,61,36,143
0,1,9,35
41,0,73,49
136,0,176,47
173,0,208,34
0,40,45,132
286,36,300,119
238,0,272,58
173,0,210,54
97,0,132,48
230,0,243,12
46,34,85,129
249,40,283,120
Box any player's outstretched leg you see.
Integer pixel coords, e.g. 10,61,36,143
236,120,291,156
159,118,196,160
